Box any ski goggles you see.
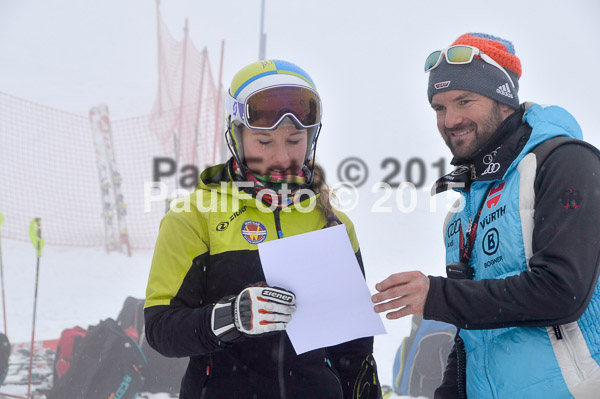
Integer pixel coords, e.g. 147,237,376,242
425,45,515,89
227,85,322,130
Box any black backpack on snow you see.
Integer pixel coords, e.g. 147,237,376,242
47,318,147,399
0,333,9,385
392,316,456,398
116,296,188,394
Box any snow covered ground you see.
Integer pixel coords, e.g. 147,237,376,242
1,233,424,398
2,240,152,344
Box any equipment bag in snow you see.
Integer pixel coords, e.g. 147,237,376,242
0,333,9,384
47,318,146,399
116,296,188,394
392,316,456,398
52,325,87,384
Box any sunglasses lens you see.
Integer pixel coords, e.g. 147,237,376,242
425,51,442,72
246,86,321,129
446,46,474,63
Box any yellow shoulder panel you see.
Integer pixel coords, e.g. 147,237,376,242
145,206,209,308
333,210,360,253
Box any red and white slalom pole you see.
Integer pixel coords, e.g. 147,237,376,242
27,218,44,399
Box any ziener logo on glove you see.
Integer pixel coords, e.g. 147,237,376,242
261,289,294,303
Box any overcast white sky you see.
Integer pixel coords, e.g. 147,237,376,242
1,0,599,271
2,1,599,137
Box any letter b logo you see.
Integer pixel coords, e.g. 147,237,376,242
482,228,499,255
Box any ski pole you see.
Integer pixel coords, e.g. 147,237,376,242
27,218,44,399
0,212,7,335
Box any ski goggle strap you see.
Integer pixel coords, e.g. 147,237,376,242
227,85,322,130
425,45,515,89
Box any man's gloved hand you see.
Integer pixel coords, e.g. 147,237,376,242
211,282,296,343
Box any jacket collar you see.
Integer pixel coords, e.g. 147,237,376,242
433,105,531,194
197,158,318,209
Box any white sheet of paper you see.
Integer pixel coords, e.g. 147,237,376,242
258,224,387,354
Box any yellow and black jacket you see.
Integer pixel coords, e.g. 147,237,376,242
145,160,376,399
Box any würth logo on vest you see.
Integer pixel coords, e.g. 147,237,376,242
496,83,514,98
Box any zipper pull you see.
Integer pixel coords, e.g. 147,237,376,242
466,217,473,234
470,164,477,181
553,325,563,340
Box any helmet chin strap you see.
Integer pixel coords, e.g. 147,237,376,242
226,117,322,185
304,123,322,185
225,115,248,172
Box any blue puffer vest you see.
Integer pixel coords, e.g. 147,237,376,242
443,104,600,398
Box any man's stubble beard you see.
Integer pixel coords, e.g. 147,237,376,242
444,102,507,160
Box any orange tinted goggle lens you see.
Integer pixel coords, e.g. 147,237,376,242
446,46,475,63
425,46,476,72
246,86,321,129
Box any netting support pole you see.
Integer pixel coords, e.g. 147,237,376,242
193,48,208,168
155,0,163,116
213,40,226,165
174,18,190,192
259,0,266,60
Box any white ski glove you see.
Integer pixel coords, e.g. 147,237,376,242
211,283,296,343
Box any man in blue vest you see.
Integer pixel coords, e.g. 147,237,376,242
372,32,600,398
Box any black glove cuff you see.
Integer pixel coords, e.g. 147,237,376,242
211,296,243,344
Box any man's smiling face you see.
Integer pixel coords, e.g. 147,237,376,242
431,90,513,160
